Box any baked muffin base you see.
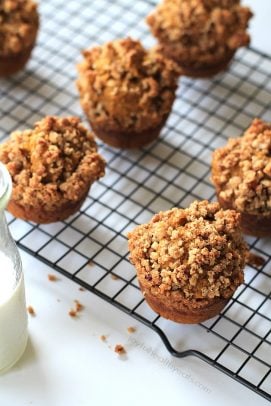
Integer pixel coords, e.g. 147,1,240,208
90,121,166,149
0,44,35,78
86,109,170,149
159,47,235,78
8,190,88,224
143,289,229,324
217,196,271,237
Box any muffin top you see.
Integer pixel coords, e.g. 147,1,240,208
128,201,246,301
0,0,39,56
77,37,180,132
147,0,252,64
0,116,105,210
212,119,271,216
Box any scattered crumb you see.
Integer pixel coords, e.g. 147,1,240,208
100,335,108,342
87,260,94,267
246,252,266,269
79,287,85,291
74,300,84,312
111,274,119,280
69,300,84,318
27,305,36,316
127,326,136,334
48,274,59,281
114,344,126,355
69,309,77,318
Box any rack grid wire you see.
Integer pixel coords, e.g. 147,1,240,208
0,0,271,401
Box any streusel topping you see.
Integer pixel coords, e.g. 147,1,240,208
0,116,105,209
77,37,180,132
0,0,39,55
147,0,252,66
128,201,246,300
212,119,271,215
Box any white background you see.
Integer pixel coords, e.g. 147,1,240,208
0,1,270,405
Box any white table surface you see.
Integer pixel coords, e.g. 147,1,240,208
1,1,271,405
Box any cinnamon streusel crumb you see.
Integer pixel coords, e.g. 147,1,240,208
212,118,271,215
0,0,39,55
128,201,246,301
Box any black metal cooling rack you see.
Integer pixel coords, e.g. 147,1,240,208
0,0,271,401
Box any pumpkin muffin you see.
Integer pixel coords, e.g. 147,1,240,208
76,37,180,148
212,119,271,237
128,201,246,324
0,116,106,223
146,0,252,78
0,0,39,77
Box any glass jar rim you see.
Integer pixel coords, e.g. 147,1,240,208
0,163,12,211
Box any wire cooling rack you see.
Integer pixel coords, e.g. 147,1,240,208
0,0,271,400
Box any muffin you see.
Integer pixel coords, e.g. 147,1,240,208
128,201,246,324
146,0,252,78
212,119,271,237
0,0,39,77
76,37,180,148
0,116,106,223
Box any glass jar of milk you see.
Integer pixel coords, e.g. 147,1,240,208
0,162,28,373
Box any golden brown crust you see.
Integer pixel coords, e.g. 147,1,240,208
212,118,271,236
128,200,246,324
0,116,105,223
147,0,252,77
77,37,180,147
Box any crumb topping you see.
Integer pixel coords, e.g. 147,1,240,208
212,119,271,215
77,37,180,132
0,0,39,55
128,201,246,301
147,0,252,67
0,116,105,212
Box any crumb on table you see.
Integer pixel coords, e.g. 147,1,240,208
74,299,84,312
114,344,126,355
127,326,136,334
27,305,36,316
68,309,77,318
69,300,84,318
48,274,59,281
